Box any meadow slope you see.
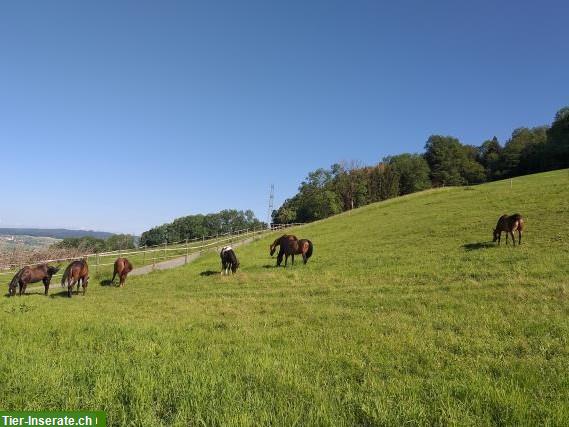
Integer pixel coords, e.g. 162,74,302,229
1,170,568,426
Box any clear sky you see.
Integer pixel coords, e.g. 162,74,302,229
1,0,567,234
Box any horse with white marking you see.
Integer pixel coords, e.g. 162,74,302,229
220,246,240,275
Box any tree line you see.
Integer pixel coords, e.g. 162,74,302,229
52,234,136,253
273,107,569,224
139,209,266,247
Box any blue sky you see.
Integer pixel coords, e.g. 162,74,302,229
1,0,567,234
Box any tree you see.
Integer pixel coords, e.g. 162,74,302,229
478,137,503,179
500,127,547,177
544,106,569,169
368,163,400,201
296,189,342,222
139,210,265,246
387,154,431,195
424,135,468,186
105,234,136,251
332,161,369,210
424,135,485,185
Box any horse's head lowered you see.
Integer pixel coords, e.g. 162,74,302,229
492,228,500,242
269,242,277,257
47,266,60,276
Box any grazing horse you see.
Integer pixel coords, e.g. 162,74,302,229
277,237,313,267
8,264,59,296
493,213,524,246
112,257,133,287
270,235,298,266
61,259,89,297
220,246,239,275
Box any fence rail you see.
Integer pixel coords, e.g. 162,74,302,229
1,223,304,279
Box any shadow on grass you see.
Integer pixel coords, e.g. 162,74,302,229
49,289,87,298
200,270,219,276
4,292,45,298
463,242,496,251
99,279,115,287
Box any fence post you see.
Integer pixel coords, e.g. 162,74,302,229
163,241,167,260
142,246,146,265
185,239,188,264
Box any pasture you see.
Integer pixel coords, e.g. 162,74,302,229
1,169,568,426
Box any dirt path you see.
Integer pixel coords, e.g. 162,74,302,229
129,235,258,276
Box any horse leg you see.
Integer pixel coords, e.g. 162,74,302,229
302,253,307,264
68,283,73,298
284,254,289,267
510,231,516,247
43,278,50,296
83,279,88,295
19,280,25,296
291,254,295,266
518,230,522,245
276,250,283,267
505,232,509,245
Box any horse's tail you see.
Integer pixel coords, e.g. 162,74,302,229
305,240,313,260
61,263,72,287
515,215,524,231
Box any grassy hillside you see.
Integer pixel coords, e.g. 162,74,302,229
1,170,568,426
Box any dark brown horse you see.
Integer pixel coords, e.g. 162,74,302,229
112,257,133,287
493,213,524,246
271,235,313,267
270,235,298,266
8,264,60,296
61,259,89,297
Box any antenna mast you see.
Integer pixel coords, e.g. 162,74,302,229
267,184,274,229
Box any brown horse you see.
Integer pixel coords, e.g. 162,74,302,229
270,235,298,266
493,213,524,246
8,264,60,296
61,259,89,297
272,236,313,267
112,257,133,287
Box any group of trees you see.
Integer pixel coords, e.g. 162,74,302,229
139,209,266,246
273,107,569,224
53,234,136,253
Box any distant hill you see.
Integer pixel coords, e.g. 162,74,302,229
0,228,115,240
0,235,60,250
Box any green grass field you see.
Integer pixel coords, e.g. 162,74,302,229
1,170,568,426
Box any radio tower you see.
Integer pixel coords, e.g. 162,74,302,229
267,184,274,229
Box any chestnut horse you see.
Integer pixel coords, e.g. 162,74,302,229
270,235,298,266
270,235,313,266
8,264,60,297
493,213,524,246
112,257,133,287
61,259,89,297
